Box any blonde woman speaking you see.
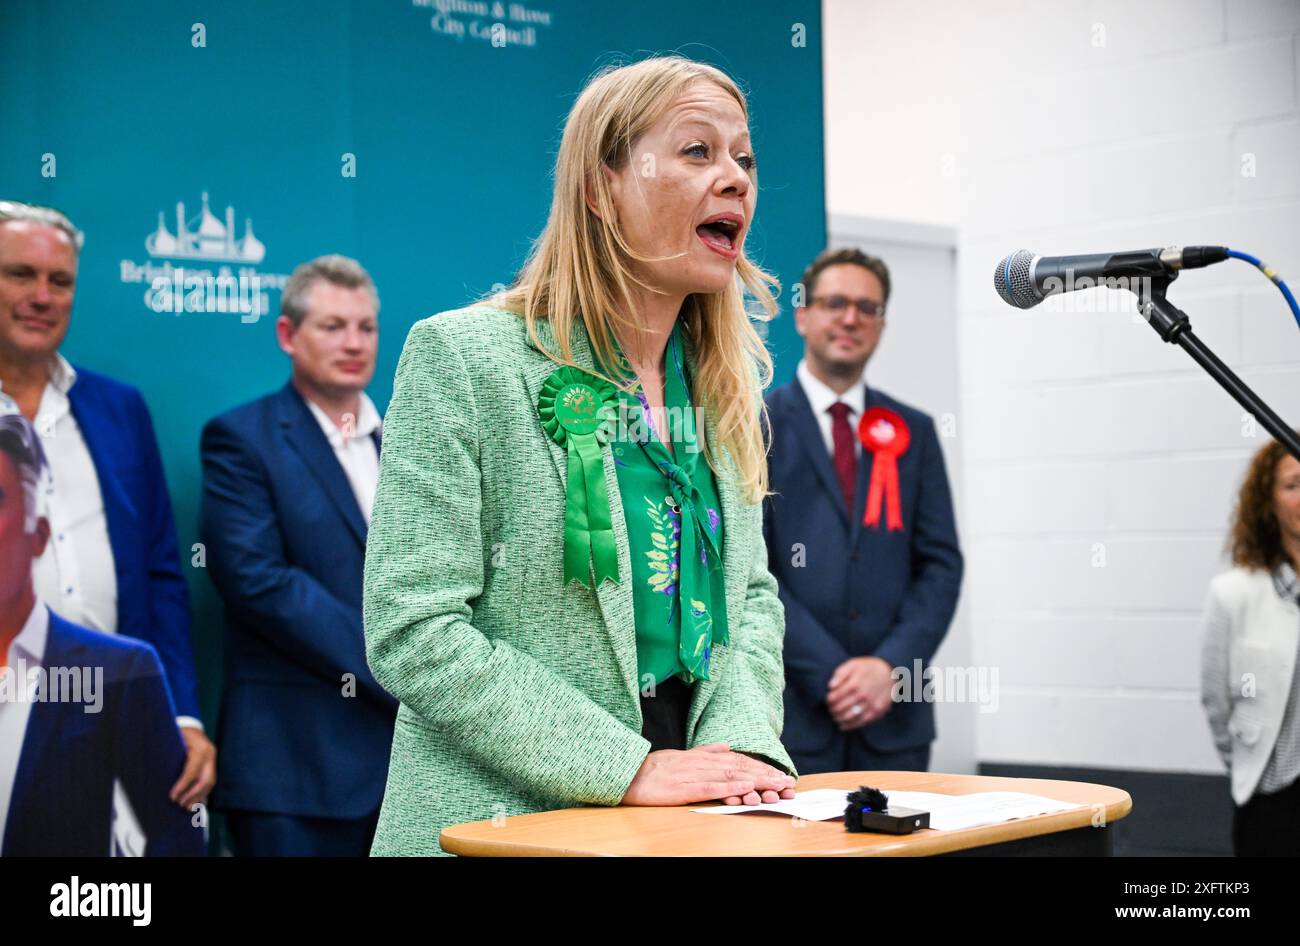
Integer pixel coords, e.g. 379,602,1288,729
362,56,799,856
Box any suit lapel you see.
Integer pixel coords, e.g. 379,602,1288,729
522,317,639,699
787,379,850,529
848,385,878,547
276,384,367,546
520,319,578,505
5,613,82,854
66,384,135,517
66,378,133,610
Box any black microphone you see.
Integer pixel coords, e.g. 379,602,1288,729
994,246,1228,309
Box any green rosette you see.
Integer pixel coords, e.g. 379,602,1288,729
537,366,620,588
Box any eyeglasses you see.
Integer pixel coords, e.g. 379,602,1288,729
811,294,885,319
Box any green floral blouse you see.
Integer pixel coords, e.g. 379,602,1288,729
598,319,728,689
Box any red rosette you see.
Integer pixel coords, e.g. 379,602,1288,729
857,406,910,531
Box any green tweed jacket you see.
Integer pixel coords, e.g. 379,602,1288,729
362,304,795,857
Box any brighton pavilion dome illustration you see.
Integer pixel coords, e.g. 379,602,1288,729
146,191,266,263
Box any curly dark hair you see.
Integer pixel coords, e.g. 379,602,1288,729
1227,433,1299,571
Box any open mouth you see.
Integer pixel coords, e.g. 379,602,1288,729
695,215,742,255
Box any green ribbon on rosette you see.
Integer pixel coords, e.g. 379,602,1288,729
537,366,621,588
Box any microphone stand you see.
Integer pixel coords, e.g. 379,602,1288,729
1135,272,1300,462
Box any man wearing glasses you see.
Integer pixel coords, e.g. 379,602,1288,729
764,248,963,776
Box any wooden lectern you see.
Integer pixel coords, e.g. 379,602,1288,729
440,770,1133,856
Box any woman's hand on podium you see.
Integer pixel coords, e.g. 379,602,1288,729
722,749,800,806
621,741,797,807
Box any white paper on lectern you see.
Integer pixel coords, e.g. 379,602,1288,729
876,790,1086,830
691,787,1086,831
690,788,850,821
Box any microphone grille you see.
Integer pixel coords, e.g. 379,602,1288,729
994,250,1038,309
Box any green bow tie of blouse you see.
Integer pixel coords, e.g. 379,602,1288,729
598,319,729,685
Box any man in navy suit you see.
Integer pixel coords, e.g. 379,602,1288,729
0,412,204,856
200,255,396,856
0,201,215,822
765,248,963,775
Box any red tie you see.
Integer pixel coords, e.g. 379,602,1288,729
828,402,857,513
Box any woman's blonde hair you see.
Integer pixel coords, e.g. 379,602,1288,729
493,55,779,503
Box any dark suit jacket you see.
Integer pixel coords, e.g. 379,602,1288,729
2,609,205,856
199,382,396,819
764,378,963,762
66,366,201,719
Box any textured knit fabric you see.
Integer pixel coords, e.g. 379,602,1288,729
1200,565,1300,804
600,318,727,688
362,305,795,856
1257,561,1300,793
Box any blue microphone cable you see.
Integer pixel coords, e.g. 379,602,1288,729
1227,249,1300,332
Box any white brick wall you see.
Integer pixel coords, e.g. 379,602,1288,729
825,0,1300,774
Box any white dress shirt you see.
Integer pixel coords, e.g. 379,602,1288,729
28,355,119,635
303,391,382,524
4,355,199,734
796,358,868,458
0,600,50,849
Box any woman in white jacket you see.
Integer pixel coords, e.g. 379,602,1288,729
1201,435,1300,856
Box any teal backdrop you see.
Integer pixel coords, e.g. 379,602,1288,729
0,0,826,725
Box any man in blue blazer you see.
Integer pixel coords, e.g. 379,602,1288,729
765,248,963,775
200,255,396,856
0,201,215,815
0,412,204,856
